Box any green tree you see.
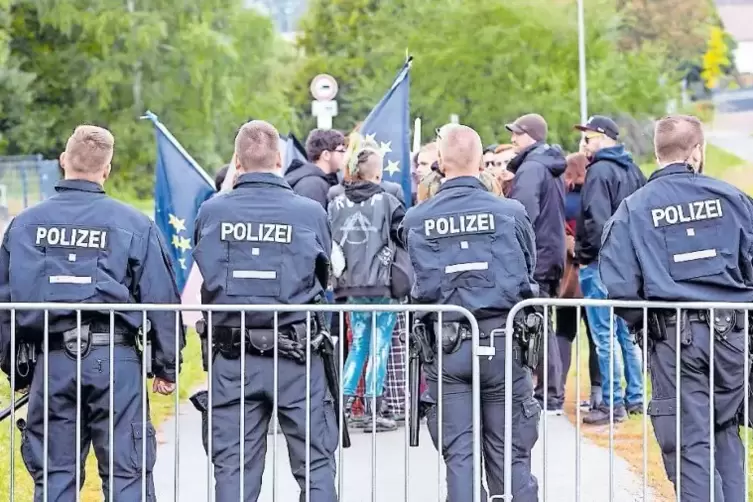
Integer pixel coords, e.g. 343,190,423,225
294,0,674,151
616,0,714,66
0,0,34,152
3,0,295,199
292,0,407,135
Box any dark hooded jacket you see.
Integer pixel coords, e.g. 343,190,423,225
507,143,567,283
328,180,406,206
284,159,339,210
328,181,406,299
575,145,647,266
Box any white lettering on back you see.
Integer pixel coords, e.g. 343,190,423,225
650,199,723,228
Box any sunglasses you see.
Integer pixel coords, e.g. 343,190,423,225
485,160,503,168
583,133,602,144
333,146,347,153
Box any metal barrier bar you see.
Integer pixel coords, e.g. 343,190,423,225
403,308,410,502
746,313,751,499
437,309,443,502
1,302,480,501
173,311,181,501
240,309,246,500
207,310,213,502
9,310,15,497
337,311,345,500
502,297,753,502
43,309,49,502
272,310,279,500
542,306,549,501
109,310,115,502
75,310,82,502
709,306,715,502
574,306,582,501
641,308,649,502
675,306,681,502
608,306,615,501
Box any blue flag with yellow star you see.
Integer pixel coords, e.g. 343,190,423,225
359,57,413,208
144,111,215,292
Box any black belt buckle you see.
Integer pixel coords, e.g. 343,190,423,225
63,324,92,360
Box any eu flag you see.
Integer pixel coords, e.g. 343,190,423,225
143,111,215,292
359,58,413,207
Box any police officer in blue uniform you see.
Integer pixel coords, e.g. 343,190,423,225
0,125,183,501
600,115,751,502
192,120,337,502
401,124,541,502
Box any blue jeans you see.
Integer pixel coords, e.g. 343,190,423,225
342,297,398,398
579,263,643,407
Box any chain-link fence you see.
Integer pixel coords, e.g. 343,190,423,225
0,155,61,232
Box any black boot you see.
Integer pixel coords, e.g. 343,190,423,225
379,396,405,423
362,397,397,432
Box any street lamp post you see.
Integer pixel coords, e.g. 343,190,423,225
577,0,588,124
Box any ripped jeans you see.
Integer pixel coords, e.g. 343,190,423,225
342,297,398,398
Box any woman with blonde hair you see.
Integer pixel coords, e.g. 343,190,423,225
416,163,503,203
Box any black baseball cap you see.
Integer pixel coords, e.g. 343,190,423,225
574,115,619,140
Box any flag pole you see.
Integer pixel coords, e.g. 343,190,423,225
140,111,215,188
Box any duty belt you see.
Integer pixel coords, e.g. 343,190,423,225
48,324,135,355
213,323,313,364
436,321,508,355
661,309,706,326
660,309,745,339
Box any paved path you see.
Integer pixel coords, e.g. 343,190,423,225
706,130,753,164
153,399,654,502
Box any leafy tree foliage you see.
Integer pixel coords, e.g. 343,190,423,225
0,0,34,152
616,0,714,66
294,0,674,151
701,26,730,90
1,0,296,199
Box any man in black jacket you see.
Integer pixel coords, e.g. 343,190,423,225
284,128,346,209
574,115,647,425
506,113,567,414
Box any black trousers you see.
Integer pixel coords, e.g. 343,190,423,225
556,305,600,389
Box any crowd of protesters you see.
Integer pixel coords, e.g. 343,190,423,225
220,111,648,431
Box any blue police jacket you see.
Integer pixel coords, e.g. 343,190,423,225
600,162,753,326
401,176,539,321
192,172,332,329
0,179,184,382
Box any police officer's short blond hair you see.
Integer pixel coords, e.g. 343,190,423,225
64,125,114,174
654,115,705,164
234,120,280,172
